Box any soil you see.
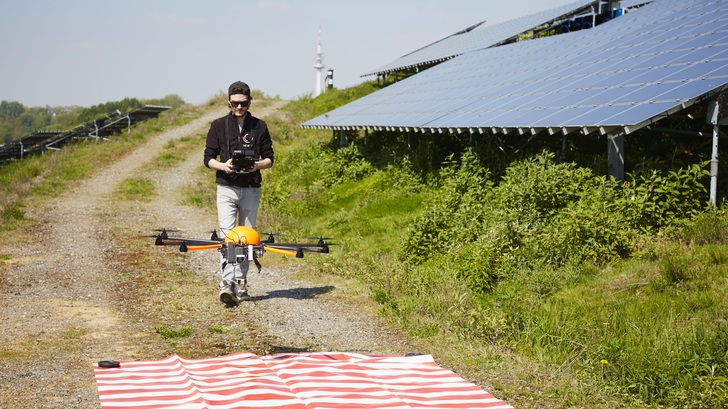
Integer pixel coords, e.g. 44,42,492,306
0,101,414,408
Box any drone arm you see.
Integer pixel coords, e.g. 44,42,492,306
185,244,223,252
264,246,300,258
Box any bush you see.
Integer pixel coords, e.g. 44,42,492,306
496,151,596,225
680,209,728,245
620,163,709,231
400,149,492,264
532,178,636,264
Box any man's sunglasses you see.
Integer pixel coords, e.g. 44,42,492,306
230,100,250,107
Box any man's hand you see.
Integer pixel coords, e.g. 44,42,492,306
208,158,236,174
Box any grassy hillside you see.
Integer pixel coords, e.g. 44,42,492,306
0,100,206,237
0,95,186,144
260,83,728,409
1,85,727,408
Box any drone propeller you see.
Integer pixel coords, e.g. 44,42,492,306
304,236,336,246
307,245,332,253
149,228,183,240
150,227,222,243
260,232,286,244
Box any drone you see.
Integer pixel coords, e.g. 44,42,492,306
151,226,333,273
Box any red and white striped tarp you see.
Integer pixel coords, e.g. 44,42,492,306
93,351,515,409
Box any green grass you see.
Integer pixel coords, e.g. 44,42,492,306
291,175,426,255
0,201,25,229
208,324,231,334
182,165,216,208
60,329,88,339
117,178,155,202
155,325,194,339
521,253,728,404
154,134,207,169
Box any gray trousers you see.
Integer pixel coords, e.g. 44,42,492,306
216,184,261,287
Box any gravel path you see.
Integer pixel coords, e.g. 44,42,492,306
0,101,412,408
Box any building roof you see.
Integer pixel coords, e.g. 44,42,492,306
303,0,728,137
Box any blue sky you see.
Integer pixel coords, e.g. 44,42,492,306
0,0,577,108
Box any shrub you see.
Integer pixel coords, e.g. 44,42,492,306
322,144,374,188
496,151,594,218
680,209,728,245
400,149,492,264
620,163,709,231
533,177,636,264
449,239,500,294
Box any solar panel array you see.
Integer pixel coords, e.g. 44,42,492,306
362,0,598,77
0,105,171,163
303,0,728,137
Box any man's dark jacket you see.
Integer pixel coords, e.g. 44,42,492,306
204,112,274,188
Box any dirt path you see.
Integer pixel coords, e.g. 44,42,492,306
0,101,410,408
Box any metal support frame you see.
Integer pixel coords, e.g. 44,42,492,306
707,98,722,207
607,130,625,180
645,125,727,139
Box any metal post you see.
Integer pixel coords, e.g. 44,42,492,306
711,123,719,207
607,130,624,180
592,6,596,28
709,99,720,207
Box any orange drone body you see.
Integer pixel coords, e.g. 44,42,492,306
224,226,261,245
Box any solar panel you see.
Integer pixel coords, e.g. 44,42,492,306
303,0,728,137
0,105,171,163
363,0,608,77
619,0,652,7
